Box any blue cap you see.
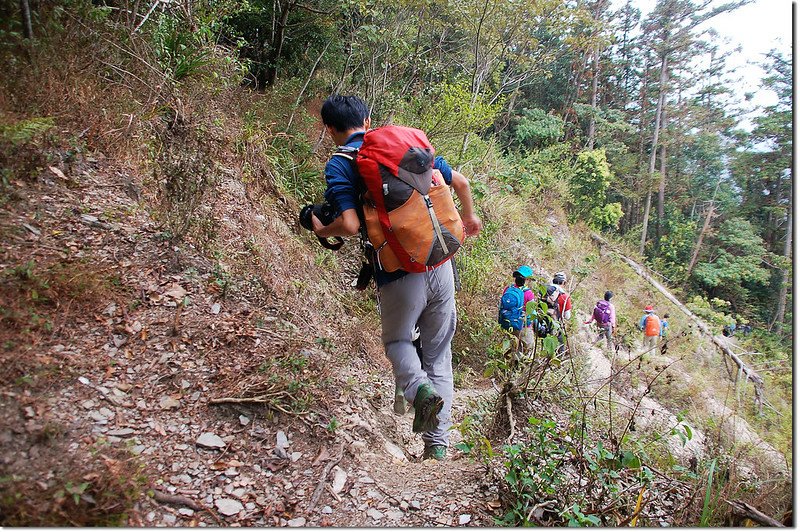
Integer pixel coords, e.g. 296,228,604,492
513,265,533,278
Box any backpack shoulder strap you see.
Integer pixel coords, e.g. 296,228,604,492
332,145,358,161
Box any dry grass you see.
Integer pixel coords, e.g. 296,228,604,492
0,440,147,526
0,257,123,386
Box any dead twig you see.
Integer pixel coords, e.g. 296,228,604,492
151,488,201,510
307,444,344,511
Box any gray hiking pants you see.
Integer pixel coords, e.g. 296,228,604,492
379,265,456,447
642,334,658,353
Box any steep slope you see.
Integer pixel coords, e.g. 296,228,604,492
1,140,790,526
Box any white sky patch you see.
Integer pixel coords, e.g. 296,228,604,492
611,0,793,129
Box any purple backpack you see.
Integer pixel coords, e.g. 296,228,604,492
593,300,612,325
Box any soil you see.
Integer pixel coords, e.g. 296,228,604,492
0,155,789,526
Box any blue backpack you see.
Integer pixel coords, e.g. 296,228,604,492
498,285,526,331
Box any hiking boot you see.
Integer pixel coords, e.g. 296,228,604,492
412,383,444,433
393,385,407,415
423,445,447,461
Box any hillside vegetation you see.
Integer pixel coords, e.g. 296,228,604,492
0,0,792,527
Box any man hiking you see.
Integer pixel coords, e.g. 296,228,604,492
498,265,535,351
639,305,662,354
545,271,572,355
585,290,616,350
311,95,482,461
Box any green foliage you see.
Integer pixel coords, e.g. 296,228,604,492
496,417,567,526
513,108,564,149
569,149,622,231
0,117,56,145
700,458,717,526
692,218,770,290
151,14,211,81
395,80,502,156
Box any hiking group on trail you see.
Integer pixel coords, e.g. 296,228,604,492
306,95,482,462
497,267,574,356
304,94,677,463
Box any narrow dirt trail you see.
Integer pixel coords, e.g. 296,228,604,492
574,312,788,476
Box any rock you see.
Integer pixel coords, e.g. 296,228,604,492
245,502,256,511
400,501,409,511
239,415,250,426
331,467,347,494
291,452,302,462
211,303,221,315
287,517,307,527
232,488,246,499
384,441,408,462
81,400,96,409
358,476,375,484
459,514,471,525
322,506,333,514
410,500,421,510
196,433,226,449
215,498,243,516
162,514,177,525
160,397,180,409
225,468,239,477
78,376,91,386
276,430,289,449
367,509,384,521
108,428,135,437
387,510,405,520
112,334,127,348
178,508,195,517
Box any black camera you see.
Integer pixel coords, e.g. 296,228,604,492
299,202,343,251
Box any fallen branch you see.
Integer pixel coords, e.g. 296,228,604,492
307,444,344,511
151,489,201,510
725,499,785,527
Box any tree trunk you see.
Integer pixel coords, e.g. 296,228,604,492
639,52,668,255
19,0,33,39
265,0,293,87
686,202,714,278
587,44,600,149
656,105,667,250
770,199,792,332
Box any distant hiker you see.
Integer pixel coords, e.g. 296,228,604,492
585,290,616,349
661,313,670,340
498,265,535,351
722,322,736,337
312,94,483,461
639,305,662,353
545,271,572,322
545,271,572,355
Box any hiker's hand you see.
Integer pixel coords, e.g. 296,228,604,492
311,213,325,234
462,213,482,236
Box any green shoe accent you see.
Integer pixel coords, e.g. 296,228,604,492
393,385,407,415
412,383,443,433
423,445,447,461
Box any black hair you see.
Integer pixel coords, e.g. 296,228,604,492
514,275,526,287
664,313,669,318
604,290,613,301
320,95,370,132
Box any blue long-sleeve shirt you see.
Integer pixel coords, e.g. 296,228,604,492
323,131,454,286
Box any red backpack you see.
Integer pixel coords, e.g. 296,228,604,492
347,126,464,273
